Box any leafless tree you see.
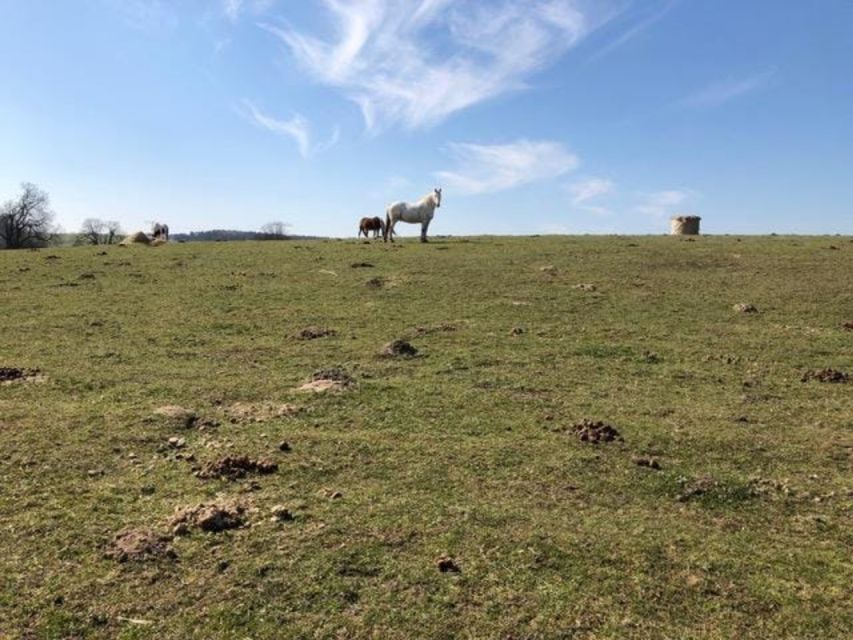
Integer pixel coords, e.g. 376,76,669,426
0,183,55,249
259,221,289,239
78,218,123,245
105,221,122,245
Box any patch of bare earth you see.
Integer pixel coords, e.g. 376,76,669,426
365,277,385,289
196,455,278,480
152,405,199,428
843,321,853,331
224,402,299,423
801,368,849,383
381,339,418,358
298,326,336,340
105,527,175,562
298,368,354,393
0,367,42,384
169,502,246,535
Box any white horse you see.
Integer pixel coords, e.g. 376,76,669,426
152,222,169,241
384,188,442,243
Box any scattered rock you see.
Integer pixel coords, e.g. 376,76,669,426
106,528,175,562
634,457,661,470
381,339,418,358
572,283,597,292
0,367,40,384
168,437,186,449
169,502,245,534
801,368,849,384
569,419,623,444
298,327,336,340
436,556,460,573
733,303,759,314
153,405,198,429
350,262,374,268
196,456,278,481
509,326,525,336
224,402,300,423
270,505,294,523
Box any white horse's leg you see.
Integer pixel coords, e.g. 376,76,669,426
420,219,430,243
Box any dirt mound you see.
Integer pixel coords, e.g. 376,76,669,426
224,402,299,423
351,262,374,268
510,326,525,336
842,321,853,331
169,502,245,534
365,277,385,289
381,339,418,358
733,303,759,313
298,326,336,340
153,405,199,428
436,556,461,573
298,368,354,392
0,367,40,384
106,527,175,562
801,368,849,383
196,455,278,480
120,231,151,246
570,419,623,444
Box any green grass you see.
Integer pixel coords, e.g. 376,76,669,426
1,235,851,639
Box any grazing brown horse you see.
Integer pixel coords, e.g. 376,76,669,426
358,216,385,239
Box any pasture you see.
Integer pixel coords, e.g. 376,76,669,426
1,236,851,639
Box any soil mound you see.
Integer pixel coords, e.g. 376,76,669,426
801,368,848,383
153,405,199,429
381,339,418,358
733,303,759,313
224,402,299,423
571,419,623,444
196,455,278,480
169,502,245,534
298,368,354,392
0,367,40,384
106,527,174,562
298,326,336,340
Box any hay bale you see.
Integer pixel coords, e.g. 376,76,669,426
120,231,151,245
670,215,701,236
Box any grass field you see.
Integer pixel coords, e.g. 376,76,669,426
1,235,851,639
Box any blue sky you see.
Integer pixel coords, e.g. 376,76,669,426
1,0,851,237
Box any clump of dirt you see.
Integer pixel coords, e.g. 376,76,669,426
634,457,661,470
169,502,245,535
298,326,336,340
381,339,418,358
351,262,374,268
801,368,849,383
510,326,525,336
0,367,40,384
842,321,853,331
224,402,300,423
105,527,175,562
270,505,294,522
436,556,460,573
572,283,597,292
298,368,354,392
733,303,759,313
365,277,385,289
570,419,623,444
153,405,199,428
196,455,278,480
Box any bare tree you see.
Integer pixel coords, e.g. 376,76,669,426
77,218,123,245
0,183,55,249
258,221,289,240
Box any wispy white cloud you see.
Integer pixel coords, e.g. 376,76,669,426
634,189,694,218
265,1,622,131
242,100,339,158
568,176,615,215
587,0,677,62
99,0,178,33
436,140,579,195
223,0,244,22
222,0,275,22
679,68,777,108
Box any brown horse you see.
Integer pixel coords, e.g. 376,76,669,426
358,216,385,239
